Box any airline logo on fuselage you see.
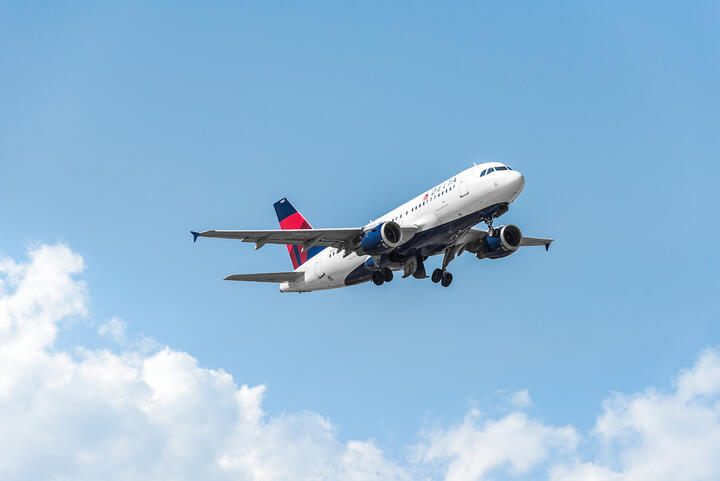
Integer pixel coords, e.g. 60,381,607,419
425,178,457,199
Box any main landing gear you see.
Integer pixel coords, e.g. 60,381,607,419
372,268,394,286
432,246,457,287
431,268,453,287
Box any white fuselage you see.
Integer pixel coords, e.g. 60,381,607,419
279,162,525,292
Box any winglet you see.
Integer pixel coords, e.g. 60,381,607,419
545,240,554,251
191,231,200,243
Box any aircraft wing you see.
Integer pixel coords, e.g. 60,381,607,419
224,272,304,283
191,228,363,251
519,236,554,250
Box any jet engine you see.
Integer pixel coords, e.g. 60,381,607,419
360,221,403,255
476,224,522,259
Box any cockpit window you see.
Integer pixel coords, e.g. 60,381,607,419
495,166,507,171
480,169,487,177
486,167,495,174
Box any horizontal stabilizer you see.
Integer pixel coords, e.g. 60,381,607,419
224,272,304,283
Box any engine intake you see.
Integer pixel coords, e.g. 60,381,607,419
480,224,522,259
361,221,403,255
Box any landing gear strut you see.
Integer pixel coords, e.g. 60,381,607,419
483,204,509,237
484,217,497,237
432,247,457,287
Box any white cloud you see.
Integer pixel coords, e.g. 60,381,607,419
510,388,532,408
0,244,409,481
413,409,578,481
676,349,720,401
1,243,720,481
98,317,127,344
551,348,720,481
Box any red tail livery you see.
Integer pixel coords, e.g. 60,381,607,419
273,198,325,269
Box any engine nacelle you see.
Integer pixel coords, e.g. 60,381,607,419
361,221,403,255
478,224,522,259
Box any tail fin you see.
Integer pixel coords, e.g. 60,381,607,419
273,198,325,269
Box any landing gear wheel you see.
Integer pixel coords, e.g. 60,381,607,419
372,271,385,286
382,268,393,282
441,271,453,287
431,268,443,283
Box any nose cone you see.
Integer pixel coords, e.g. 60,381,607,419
508,170,525,200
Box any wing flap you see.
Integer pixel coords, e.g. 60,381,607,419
224,272,304,283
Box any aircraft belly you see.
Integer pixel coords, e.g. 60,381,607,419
323,258,360,290
283,254,365,292
395,203,505,257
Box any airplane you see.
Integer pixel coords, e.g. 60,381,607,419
191,162,553,292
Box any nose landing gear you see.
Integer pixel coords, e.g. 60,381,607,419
484,217,497,238
482,203,509,238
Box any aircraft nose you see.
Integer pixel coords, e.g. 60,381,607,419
511,170,525,191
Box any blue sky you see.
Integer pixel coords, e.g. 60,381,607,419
1,1,719,475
